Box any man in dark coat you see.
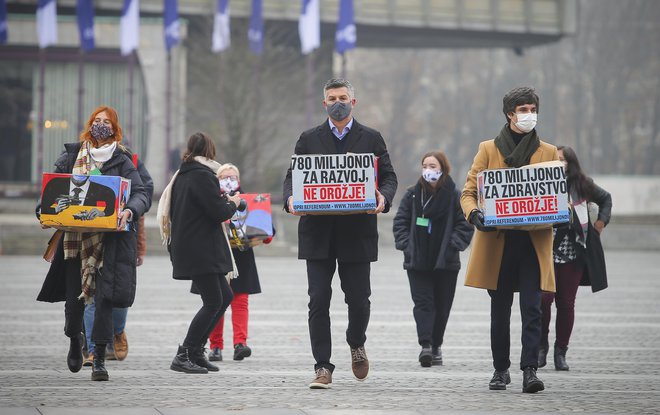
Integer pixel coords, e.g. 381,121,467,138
283,78,398,389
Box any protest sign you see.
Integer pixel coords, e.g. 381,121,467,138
224,193,273,250
40,173,131,232
477,161,570,227
291,153,377,213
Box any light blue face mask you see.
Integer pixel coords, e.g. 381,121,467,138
422,168,442,183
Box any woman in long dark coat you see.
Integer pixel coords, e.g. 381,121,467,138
160,132,242,374
539,145,612,371
393,150,474,367
36,105,149,381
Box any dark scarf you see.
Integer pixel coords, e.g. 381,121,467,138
494,124,540,167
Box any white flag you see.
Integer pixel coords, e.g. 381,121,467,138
120,0,139,56
37,0,58,49
299,0,319,54
212,0,230,52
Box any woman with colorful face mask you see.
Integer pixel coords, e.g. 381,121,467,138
205,163,270,363
36,105,150,381
539,145,611,371
392,151,474,367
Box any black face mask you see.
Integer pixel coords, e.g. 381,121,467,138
90,123,113,140
326,101,352,121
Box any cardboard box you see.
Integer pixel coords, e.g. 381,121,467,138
224,193,274,250
291,153,377,214
40,173,131,232
477,161,570,228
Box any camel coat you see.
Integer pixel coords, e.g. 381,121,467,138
461,139,559,292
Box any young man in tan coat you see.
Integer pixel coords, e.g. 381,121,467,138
461,87,558,393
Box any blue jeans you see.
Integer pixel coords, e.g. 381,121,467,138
83,300,128,354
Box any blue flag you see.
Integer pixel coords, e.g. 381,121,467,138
121,0,139,55
299,0,319,54
76,0,95,51
0,0,7,44
248,0,263,54
164,0,180,51
336,0,356,54
212,0,230,52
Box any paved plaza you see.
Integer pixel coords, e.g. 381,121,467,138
0,248,658,414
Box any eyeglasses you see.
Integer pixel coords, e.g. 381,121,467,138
220,175,238,181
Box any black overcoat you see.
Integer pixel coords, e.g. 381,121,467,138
282,119,398,262
392,179,474,271
36,142,150,307
169,161,237,279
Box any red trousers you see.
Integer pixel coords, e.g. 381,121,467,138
209,293,249,349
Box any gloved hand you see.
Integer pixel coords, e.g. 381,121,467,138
469,210,496,232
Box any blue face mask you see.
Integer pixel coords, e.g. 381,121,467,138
326,101,352,121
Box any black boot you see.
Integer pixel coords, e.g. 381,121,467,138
67,332,84,373
431,346,443,366
418,345,432,368
170,345,208,374
522,367,544,393
538,342,549,368
91,344,109,381
554,345,569,371
191,347,219,372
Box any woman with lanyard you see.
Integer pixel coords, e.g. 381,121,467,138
393,150,473,367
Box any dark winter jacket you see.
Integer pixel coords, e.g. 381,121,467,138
554,181,612,292
282,119,398,262
169,160,237,279
393,177,474,271
36,142,150,307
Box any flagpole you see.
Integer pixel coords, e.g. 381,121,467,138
165,51,172,177
341,52,347,78
306,52,314,128
77,49,85,134
36,49,46,186
127,51,135,147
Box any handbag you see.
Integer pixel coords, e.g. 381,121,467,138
43,230,64,263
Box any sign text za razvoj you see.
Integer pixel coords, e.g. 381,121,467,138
477,161,570,226
291,153,377,213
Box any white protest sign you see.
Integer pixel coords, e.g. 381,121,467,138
477,161,570,226
291,153,377,213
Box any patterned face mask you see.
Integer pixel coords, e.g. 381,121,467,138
422,168,442,183
90,123,113,140
219,177,239,193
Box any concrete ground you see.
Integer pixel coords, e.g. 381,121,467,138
0,247,658,415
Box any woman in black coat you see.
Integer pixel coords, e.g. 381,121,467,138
393,150,474,367
162,132,242,374
36,106,149,381
539,145,612,371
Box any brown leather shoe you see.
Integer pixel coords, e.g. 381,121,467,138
309,367,332,389
83,353,94,367
113,331,128,361
350,346,369,380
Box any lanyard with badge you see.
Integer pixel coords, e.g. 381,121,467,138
416,189,433,234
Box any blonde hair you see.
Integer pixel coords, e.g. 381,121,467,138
217,163,240,179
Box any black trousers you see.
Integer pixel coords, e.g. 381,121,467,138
488,231,542,371
183,274,233,349
63,258,113,344
407,269,459,347
307,259,371,372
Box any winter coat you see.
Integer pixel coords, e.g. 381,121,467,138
282,119,398,262
169,160,237,279
555,181,612,292
37,142,150,307
460,139,560,292
393,177,474,271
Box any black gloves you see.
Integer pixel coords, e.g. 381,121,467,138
469,210,496,232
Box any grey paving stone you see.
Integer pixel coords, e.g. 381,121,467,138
0,250,658,414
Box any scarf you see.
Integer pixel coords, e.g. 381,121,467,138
157,156,239,280
63,141,105,304
493,124,540,168
89,142,117,163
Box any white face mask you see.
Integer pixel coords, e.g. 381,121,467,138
514,113,537,133
219,177,239,193
422,168,442,183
